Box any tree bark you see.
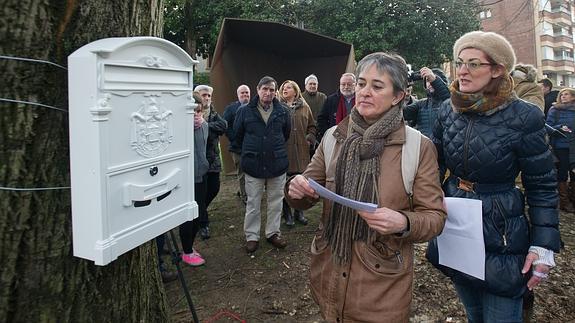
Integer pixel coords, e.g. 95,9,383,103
184,0,198,61
0,1,170,322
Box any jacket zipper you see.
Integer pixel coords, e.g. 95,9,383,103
463,116,475,177
375,241,403,264
492,197,508,246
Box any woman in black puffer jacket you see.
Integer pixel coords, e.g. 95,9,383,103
427,31,560,322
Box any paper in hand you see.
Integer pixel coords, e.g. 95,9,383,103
307,178,378,212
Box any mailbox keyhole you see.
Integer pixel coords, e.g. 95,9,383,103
149,166,158,176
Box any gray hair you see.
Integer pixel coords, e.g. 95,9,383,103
341,72,356,82
257,76,277,89
355,52,408,95
305,74,318,85
193,84,213,94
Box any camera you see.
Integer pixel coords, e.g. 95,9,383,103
407,70,423,83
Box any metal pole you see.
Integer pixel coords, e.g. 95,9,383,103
165,230,199,323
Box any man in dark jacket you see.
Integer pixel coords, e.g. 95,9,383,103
316,73,356,140
232,76,291,253
223,84,250,204
539,78,559,117
403,67,450,138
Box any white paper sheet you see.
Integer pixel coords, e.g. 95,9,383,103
308,178,378,212
437,197,485,280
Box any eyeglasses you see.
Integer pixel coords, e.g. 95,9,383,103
455,59,497,71
340,82,355,87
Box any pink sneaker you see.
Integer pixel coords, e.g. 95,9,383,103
181,250,205,266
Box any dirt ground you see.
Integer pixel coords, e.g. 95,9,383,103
164,175,575,323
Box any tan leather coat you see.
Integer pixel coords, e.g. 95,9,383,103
285,98,316,173
286,118,446,322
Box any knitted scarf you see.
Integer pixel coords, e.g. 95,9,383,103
323,105,403,265
450,74,514,114
336,95,355,124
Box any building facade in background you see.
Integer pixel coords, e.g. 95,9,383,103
479,0,575,87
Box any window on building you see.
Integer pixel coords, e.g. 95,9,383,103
542,46,555,59
479,9,492,19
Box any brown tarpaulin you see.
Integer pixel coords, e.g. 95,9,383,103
210,18,355,175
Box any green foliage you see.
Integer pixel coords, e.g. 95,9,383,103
164,0,244,58
163,0,481,68
194,72,210,86
305,0,481,67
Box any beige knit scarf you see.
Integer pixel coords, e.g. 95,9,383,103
323,105,403,265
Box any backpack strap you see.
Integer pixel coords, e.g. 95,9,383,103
323,124,422,211
402,126,422,211
323,125,338,170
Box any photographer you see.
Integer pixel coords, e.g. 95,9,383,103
403,67,450,137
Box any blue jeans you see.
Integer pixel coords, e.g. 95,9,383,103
454,283,523,323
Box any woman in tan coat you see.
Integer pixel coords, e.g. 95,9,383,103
286,52,446,322
278,80,316,226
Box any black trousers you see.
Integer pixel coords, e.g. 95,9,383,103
179,178,207,254
199,172,220,228
554,148,574,181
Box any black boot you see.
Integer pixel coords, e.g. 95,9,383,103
294,209,308,225
199,225,210,240
283,200,294,227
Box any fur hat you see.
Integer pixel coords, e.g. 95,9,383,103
453,31,516,72
511,63,537,83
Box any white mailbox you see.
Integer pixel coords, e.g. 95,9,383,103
68,37,198,265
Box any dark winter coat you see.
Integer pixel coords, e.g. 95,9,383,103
222,100,242,144
317,91,354,140
231,95,291,179
427,98,561,298
302,90,327,120
546,103,575,149
205,108,227,173
403,77,450,138
544,90,559,117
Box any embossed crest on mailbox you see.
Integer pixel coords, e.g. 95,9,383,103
68,37,198,265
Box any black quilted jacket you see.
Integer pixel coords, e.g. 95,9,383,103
427,98,561,298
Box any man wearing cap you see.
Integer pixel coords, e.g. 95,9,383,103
301,74,327,120
316,72,356,140
223,84,251,204
231,76,291,253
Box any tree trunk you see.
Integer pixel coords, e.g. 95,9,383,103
0,1,171,322
184,0,198,61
